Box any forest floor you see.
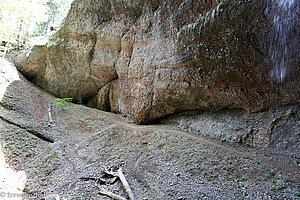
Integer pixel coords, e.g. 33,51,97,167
0,58,299,200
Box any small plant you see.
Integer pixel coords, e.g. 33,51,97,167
55,98,73,110
295,192,300,197
62,98,73,102
242,156,252,160
283,178,294,183
136,155,147,166
116,149,124,159
83,119,94,128
264,153,269,156
28,146,59,186
3,131,37,162
270,186,286,194
23,186,30,194
204,171,219,182
241,177,248,182
267,170,276,177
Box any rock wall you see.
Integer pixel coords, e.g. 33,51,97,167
164,105,300,157
15,0,300,124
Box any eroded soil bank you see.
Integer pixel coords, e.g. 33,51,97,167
0,58,299,199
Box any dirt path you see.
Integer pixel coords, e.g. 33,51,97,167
112,116,300,176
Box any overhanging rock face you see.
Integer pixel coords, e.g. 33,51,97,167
15,0,300,124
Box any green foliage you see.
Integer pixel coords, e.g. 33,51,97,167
62,97,73,102
55,98,73,110
83,119,94,128
242,156,252,160
55,98,66,107
267,170,276,177
270,186,286,194
3,130,37,162
28,145,59,186
31,22,48,37
0,0,73,56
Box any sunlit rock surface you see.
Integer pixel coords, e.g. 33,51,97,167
15,0,300,124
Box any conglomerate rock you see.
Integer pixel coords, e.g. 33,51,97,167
15,0,300,123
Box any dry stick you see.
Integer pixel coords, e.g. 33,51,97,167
48,106,53,124
104,168,136,200
110,177,118,184
79,177,107,184
104,168,119,177
117,168,136,200
97,186,127,200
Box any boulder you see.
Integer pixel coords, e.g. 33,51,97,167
15,0,300,124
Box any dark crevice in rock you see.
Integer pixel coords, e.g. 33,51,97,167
0,114,54,143
151,0,160,13
238,128,255,145
267,108,296,136
88,34,97,62
85,76,118,111
88,34,99,93
145,108,206,126
107,86,112,112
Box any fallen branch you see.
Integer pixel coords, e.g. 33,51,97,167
104,168,119,177
48,106,53,126
97,186,127,200
80,168,136,200
109,177,118,184
103,168,136,200
117,168,136,200
79,176,107,184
